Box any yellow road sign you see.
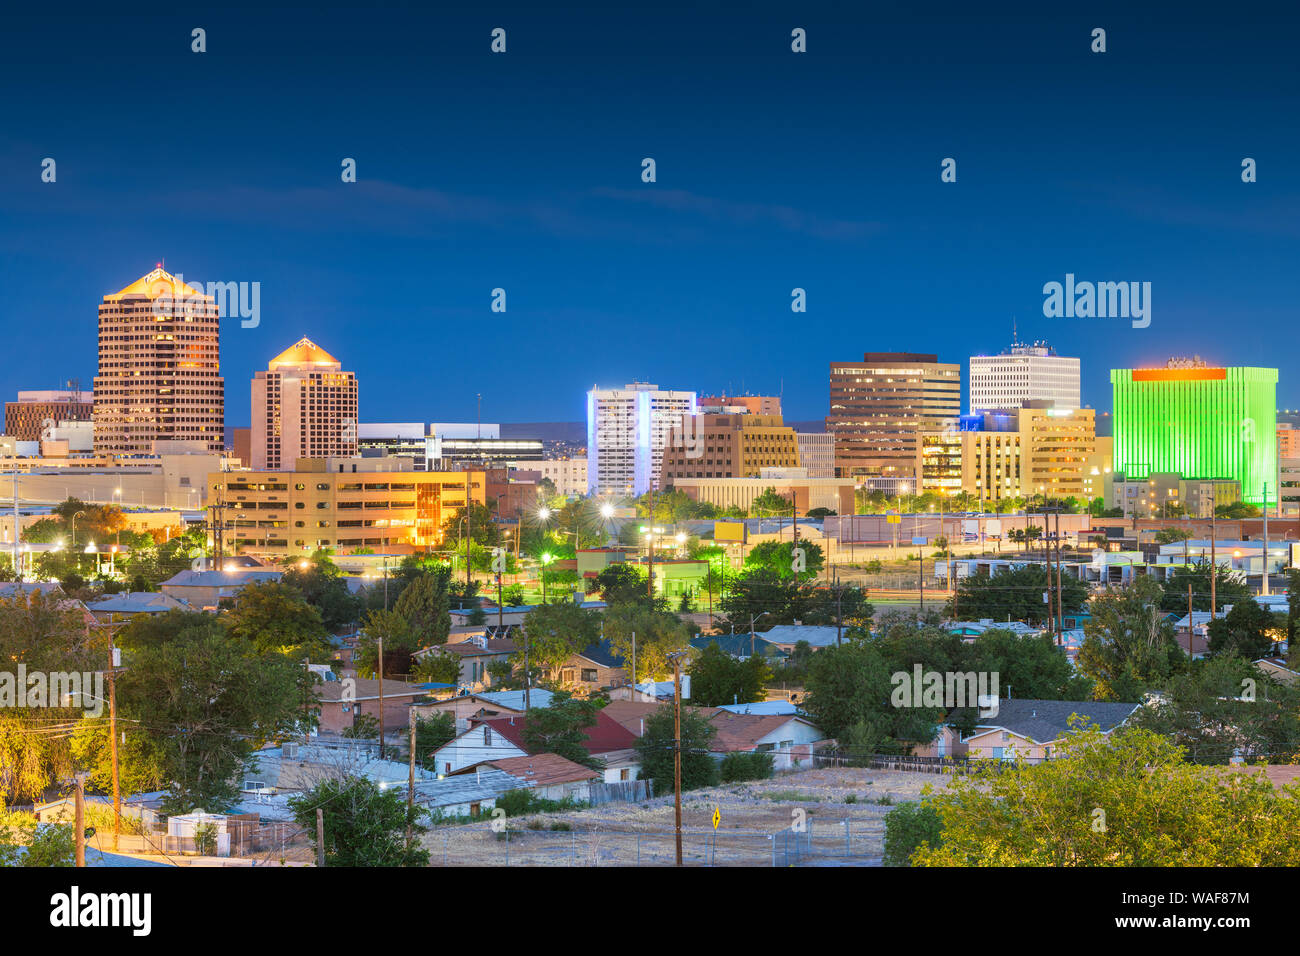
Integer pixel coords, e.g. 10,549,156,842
712,806,721,830
887,514,902,524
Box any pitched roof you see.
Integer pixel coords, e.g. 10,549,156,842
969,699,1140,744
431,639,517,657
316,677,426,703
689,633,788,660
574,639,625,669
267,336,342,371
601,700,821,751
475,710,637,757
107,267,204,302
87,591,188,614
760,624,845,648
479,753,601,788
160,569,283,588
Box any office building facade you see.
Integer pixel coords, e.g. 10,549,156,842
1111,360,1277,504
587,383,697,496
826,353,960,480
93,267,225,454
661,413,800,483
968,342,1081,414
211,457,486,556
5,390,94,441
251,338,358,471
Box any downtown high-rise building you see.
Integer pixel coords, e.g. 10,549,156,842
587,382,697,496
968,341,1081,414
93,267,225,454
826,353,961,480
251,338,358,470
1111,358,1277,505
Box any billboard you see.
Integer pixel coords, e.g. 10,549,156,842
714,521,746,542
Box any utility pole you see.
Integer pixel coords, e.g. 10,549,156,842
631,632,637,695
672,652,684,867
377,633,385,761
316,808,325,867
835,569,843,646
1261,482,1270,596
1187,580,1194,657
108,632,121,852
74,772,87,867
496,572,504,632
1210,485,1217,620
1055,510,1064,644
407,707,416,846
523,623,531,713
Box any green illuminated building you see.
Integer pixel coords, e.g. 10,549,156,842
1111,364,1277,504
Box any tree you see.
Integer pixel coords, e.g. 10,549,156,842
516,602,601,677
519,693,603,769
0,590,107,803
744,539,824,581
949,565,1086,627
719,751,774,782
883,801,943,866
0,820,76,867
441,502,502,549
118,632,316,814
413,713,457,768
602,603,689,682
1206,597,1283,660
356,608,416,678
225,581,332,658
911,725,1300,866
1159,561,1253,614
1132,656,1300,764
591,563,655,608
689,642,771,706
802,640,944,753
411,651,461,685
1077,577,1184,700
392,569,452,646
967,629,1092,702
634,706,718,794
281,554,363,631
750,487,793,518
290,776,428,866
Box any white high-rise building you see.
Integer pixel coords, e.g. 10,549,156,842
968,342,1080,414
587,383,697,497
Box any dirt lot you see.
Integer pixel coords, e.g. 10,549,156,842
421,766,954,867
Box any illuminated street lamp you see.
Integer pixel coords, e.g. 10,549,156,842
540,551,554,604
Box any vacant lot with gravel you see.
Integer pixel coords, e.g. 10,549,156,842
422,766,955,867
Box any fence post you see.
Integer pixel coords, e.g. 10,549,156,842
843,818,850,856
769,833,775,867
636,834,641,866
571,829,576,865
505,827,510,867
443,830,448,866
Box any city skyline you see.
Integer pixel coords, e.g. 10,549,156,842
3,5,1298,427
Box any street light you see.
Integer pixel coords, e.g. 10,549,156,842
540,551,554,604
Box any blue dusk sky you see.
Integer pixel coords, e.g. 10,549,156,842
1,1,1298,429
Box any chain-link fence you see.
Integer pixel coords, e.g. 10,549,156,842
423,820,881,866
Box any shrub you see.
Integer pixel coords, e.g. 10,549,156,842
720,751,775,783
882,801,942,866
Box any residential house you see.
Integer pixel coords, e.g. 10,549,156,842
688,632,788,662
413,689,556,733
415,636,517,692
453,754,601,801
315,676,427,736
433,709,640,781
601,700,826,771
758,624,850,653
85,590,190,624
158,568,283,610
955,699,1140,760
1255,657,1299,686
555,639,630,697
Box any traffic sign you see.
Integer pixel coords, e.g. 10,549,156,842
886,514,902,524
712,806,721,830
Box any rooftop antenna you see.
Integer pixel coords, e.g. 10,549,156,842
1012,316,1018,346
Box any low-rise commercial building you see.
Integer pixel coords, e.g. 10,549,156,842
210,456,487,557
673,472,856,516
